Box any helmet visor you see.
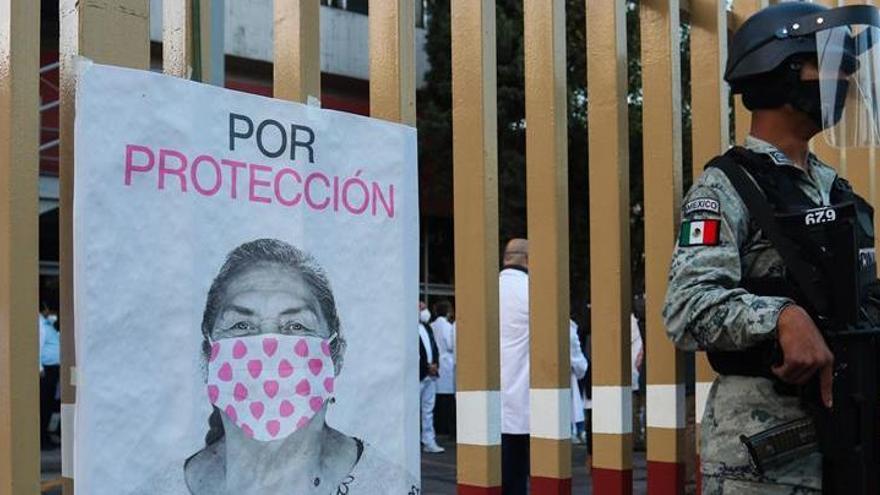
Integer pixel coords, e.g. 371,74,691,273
817,24,880,148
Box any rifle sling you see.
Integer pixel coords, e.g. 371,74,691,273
710,156,828,318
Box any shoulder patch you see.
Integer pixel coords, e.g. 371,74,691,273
682,198,720,216
679,219,720,247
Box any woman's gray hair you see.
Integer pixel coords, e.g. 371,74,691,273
199,239,346,446
201,238,346,371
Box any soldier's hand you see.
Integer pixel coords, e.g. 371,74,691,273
772,304,834,408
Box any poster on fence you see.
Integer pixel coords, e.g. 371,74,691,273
73,62,420,494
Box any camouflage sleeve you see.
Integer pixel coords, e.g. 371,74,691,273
662,167,792,352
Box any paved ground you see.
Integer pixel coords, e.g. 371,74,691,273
40,438,651,494
419,437,649,494
41,447,62,495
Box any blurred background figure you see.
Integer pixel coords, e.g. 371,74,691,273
631,312,645,449
431,300,456,439
39,303,61,450
579,305,593,472
569,319,588,445
499,238,530,495
419,301,444,453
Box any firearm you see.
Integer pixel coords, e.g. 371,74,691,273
710,158,880,492
808,203,880,494
810,292,880,494
737,202,880,494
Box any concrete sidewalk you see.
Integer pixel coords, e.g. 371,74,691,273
41,439,653,494
420,438,649,494
40,447,62,495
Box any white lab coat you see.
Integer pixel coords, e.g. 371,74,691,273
631,314,644,391
569,320,588,424
432,316,456,394
499,267,530,434
38,314,46,373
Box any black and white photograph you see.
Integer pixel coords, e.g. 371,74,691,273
72,64,419,494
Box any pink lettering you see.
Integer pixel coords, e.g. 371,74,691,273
274,168,303,207
372,183,395,218
120,145,396,219
124,144,155,185
191,155,222,196
158,149,188,191
221,159,246,199
249,163,273,204
342,172,369,215
304,173,331,210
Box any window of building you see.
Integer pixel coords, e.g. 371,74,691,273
346,0,368,15
320,0,426,28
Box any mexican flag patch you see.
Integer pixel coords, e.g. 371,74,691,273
679,219,720,247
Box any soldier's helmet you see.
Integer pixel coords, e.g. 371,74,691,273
725,1,880,148
725,2,829,93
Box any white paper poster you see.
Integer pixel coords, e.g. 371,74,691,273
73,62,420,494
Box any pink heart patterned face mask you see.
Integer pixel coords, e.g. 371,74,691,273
206,334,335,442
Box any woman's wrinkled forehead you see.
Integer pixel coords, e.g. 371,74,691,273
216,263,325,323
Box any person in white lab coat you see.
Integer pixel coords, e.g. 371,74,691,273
499,238,530,495
419,301,444,453
631,313,645,447
431,300,456,438
569,320,588,444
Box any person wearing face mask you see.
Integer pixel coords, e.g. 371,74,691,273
663,2,880,493
182,239,417,494
418,301,443,453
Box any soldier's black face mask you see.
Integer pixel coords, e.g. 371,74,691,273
790,77,851,131
736,5,880,148
741,58,852,133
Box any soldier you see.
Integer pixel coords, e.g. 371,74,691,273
663,2,880,493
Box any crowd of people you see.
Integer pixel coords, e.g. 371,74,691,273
417,238,648,495
497,239,646,493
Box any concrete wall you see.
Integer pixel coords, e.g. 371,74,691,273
149,0,429,85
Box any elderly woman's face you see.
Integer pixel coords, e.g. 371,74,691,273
212,263,330,340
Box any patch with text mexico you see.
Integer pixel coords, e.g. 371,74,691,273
682,197,720,216
679,219,720,247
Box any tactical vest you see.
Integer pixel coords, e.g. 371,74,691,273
703,147,876,378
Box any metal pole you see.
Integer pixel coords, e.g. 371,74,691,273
274,0,321,103
730,1,768,148
59,1,150,492
208,0,225,86
842,0,875,201
641,1,687,493
368,0,415,126
689,0,729,491
0,0,40,491
523,0,572,492
450,2,502,492
164,0,193,78
587,1,634,492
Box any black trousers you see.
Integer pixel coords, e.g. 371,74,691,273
40,365,60,447
433,393,456,437
501,433,529,495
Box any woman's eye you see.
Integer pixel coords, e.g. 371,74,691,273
230,321,253,331
282,321,307,332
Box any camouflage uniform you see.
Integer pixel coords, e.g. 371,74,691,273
663,136,837,494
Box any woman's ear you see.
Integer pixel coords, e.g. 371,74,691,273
331,334,346,376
